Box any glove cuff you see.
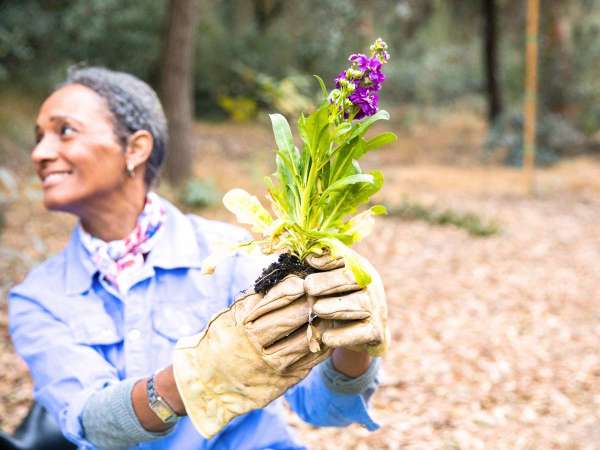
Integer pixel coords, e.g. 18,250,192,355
172,307,304,438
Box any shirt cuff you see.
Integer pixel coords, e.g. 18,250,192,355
320,357,380,396
81,378,177,450
286,357,381,431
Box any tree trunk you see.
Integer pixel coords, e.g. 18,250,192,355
540,0,572,115
160,0,199,184
252,0,284,33
482,0,503,123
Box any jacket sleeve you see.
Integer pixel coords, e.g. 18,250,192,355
284,357,381,430
9,291,124,449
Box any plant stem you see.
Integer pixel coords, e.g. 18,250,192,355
320,190,348,230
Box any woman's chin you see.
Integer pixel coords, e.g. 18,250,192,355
42,192,79,213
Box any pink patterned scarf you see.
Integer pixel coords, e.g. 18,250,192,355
79,192,166,293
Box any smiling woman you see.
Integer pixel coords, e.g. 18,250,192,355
34,85,138,217
32,71,164,241
7,67,382,450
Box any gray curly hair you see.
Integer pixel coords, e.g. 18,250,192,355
62,66,168,187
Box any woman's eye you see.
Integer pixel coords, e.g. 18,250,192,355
60,124,76,137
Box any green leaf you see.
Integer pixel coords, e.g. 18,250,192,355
348,109,390,142
363,131,397,153
329,139,363,184
335,122,352,138
324,170,384,223
223,188,274,235
299,103,329,160
371,204,388,215
313,74,328,98
313,238,372,287
269,113,295,154
339,205,388,245
321,173,374,199
275,153,300,218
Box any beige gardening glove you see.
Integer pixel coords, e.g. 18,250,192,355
172,275,331,438
304,253,389,357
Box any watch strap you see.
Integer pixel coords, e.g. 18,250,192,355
147,373,179,424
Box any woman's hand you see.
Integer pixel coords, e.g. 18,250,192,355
131,366,185,432
172,274,331,438
304,252,389,357
331,347,372,377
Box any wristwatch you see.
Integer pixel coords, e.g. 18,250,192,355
147,372,180,424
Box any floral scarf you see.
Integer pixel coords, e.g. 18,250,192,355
78,192,166,293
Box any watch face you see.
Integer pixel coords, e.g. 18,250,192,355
152,399,178,423
148,374,178,424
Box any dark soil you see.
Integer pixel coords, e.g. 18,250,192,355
254,253,317,294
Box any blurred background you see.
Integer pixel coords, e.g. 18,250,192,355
1,0,599,449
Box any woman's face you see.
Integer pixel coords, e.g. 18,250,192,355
32,84,127,213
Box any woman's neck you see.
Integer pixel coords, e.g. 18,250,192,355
79,187,147,242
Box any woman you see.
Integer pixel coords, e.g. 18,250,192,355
9,67,385,450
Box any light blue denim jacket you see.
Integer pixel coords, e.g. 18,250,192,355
9,198,379,449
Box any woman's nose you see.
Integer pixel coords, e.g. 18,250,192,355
31,137,59,163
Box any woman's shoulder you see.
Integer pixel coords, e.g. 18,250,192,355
9,251,68,301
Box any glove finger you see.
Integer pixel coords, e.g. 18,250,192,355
305,253,345,271
262,325,312,373
304,267,360,297
286,345,332,374
245,298,310,348
232,291,264,324
313,291,371,320
244,274,304,323
321,320,381,348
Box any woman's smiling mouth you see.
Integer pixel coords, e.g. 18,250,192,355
41,170,72,187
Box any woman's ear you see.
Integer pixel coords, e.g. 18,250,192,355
125,130,154,172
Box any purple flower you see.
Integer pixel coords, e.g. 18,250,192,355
369,70,385,85
349,53,369,70
349,89,379,119
335,70,346,88
330,39,390,122
366,57,382,72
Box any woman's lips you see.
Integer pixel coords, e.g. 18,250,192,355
42,171,71,188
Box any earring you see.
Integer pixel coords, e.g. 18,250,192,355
127,161,135,177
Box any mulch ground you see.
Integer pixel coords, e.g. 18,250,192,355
1,114,599,449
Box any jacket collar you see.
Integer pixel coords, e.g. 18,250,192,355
64,197,205,295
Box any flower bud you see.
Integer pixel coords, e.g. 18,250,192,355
328,89,341,103
348,69,363,80
370,38,390,63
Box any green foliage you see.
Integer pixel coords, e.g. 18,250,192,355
388,197,500,237
217,96,258,122
3,0,600,145
486,112,586,166
180,179,220,209
222,96,396,285
215,70,315,121
0,0,165,88
568,7,600,134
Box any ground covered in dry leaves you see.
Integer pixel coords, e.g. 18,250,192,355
1,111,599,449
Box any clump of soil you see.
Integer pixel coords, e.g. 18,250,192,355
254,253,317,294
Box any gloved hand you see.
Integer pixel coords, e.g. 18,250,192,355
303,252,389,357
172,275,331,438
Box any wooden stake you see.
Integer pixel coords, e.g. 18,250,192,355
523,0,540,194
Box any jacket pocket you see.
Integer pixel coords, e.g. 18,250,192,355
151,301,211,342
67,301,122,346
